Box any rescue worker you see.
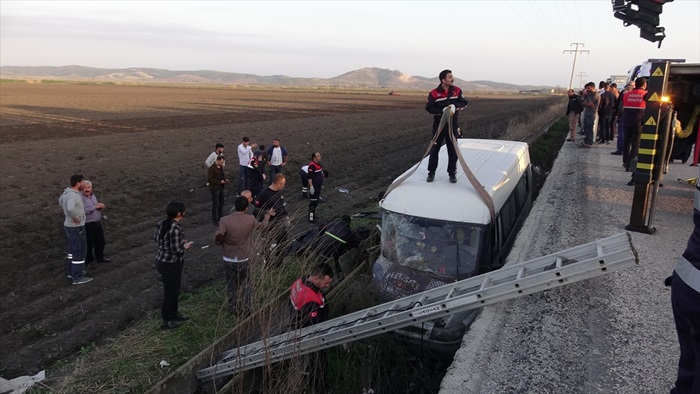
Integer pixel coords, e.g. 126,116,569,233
307,152,324,223
668,169,700,394
312,215,362,280
620,77,648,175
425,69,469,184
289,263,334,328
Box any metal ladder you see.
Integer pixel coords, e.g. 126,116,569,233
196,233,638,382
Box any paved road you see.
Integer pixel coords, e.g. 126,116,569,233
440,138,697,394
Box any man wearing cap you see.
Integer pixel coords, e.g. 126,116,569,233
425,69,469,184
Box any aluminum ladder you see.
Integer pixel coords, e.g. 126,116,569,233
197,232,638,382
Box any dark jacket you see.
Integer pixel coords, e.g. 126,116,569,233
566,94,583,115
599,91,616,117
425,84,469,133
313,219,361,258
207,163,226,191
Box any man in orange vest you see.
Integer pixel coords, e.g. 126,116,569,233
620,77,648,174
289,263,334,328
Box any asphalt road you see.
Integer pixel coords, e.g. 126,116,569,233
440,138,697,394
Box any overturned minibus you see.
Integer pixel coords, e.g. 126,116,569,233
372,139,532,351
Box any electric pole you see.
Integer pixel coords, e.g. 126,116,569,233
576,72,588,90
563,43,590,90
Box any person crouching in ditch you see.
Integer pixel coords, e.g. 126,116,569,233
289,263,334,329
154,201,193,330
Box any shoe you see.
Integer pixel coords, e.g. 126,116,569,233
449,174,457,183
174,313,189,322
97,258,111,263
626,179,636,186
161,320,182,330
610,151,621,155
86,262,97,269
426,173,435,183
605,141,611,145
72,277,94,285
68,269,88,278
566,138,575,142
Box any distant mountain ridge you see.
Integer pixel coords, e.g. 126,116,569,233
0,65,554,92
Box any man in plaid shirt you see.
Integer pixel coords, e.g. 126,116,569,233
154,201,193,329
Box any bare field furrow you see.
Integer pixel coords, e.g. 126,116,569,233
0,82,560,375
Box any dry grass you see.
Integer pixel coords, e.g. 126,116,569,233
28,208,379,394
501,101,566,141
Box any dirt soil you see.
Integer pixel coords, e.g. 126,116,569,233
0,83,560,377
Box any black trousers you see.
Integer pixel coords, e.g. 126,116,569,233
622,125,641,171
309,186,322,214
224,260,250,312
156,260,184,321
211,188,225,223
85,221,106,262
428,127,458,175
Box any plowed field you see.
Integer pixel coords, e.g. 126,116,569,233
0,83,560,376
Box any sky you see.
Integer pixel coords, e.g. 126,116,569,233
1,0,699,88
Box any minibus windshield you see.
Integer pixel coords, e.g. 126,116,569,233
380,211,482,277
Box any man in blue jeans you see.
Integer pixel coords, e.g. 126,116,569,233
58,174,93,285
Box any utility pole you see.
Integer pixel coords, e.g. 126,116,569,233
563,43,590,89
576,72,588,90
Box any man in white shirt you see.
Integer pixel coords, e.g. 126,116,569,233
266,138,288,186
205,143,224,168
237,136,257,195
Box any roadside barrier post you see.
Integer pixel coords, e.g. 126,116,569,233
626,61,671,234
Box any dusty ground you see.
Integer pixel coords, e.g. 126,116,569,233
0,83,560,377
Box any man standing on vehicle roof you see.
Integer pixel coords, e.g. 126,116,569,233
425,69,469,184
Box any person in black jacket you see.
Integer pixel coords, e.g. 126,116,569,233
566,89,584,142
312,215,362,280
425,69,469,184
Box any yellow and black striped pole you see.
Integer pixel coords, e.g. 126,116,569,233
626,61,671,234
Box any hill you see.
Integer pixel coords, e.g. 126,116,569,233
0,65,554,92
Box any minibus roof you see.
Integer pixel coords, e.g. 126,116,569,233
380,139,530,224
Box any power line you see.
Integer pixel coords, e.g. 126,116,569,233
507,1,561,52
573,1,585,42
563,42,590,89
553,1,573,43
576,72,588,90
530,1,566,46
562,1,583,41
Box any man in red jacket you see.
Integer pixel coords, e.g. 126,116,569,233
425,69,469,184
290,263,334,328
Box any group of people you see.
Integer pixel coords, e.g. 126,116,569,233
205,138,326,225
151,176,338,329
58,175,111,286
566,77,649,185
